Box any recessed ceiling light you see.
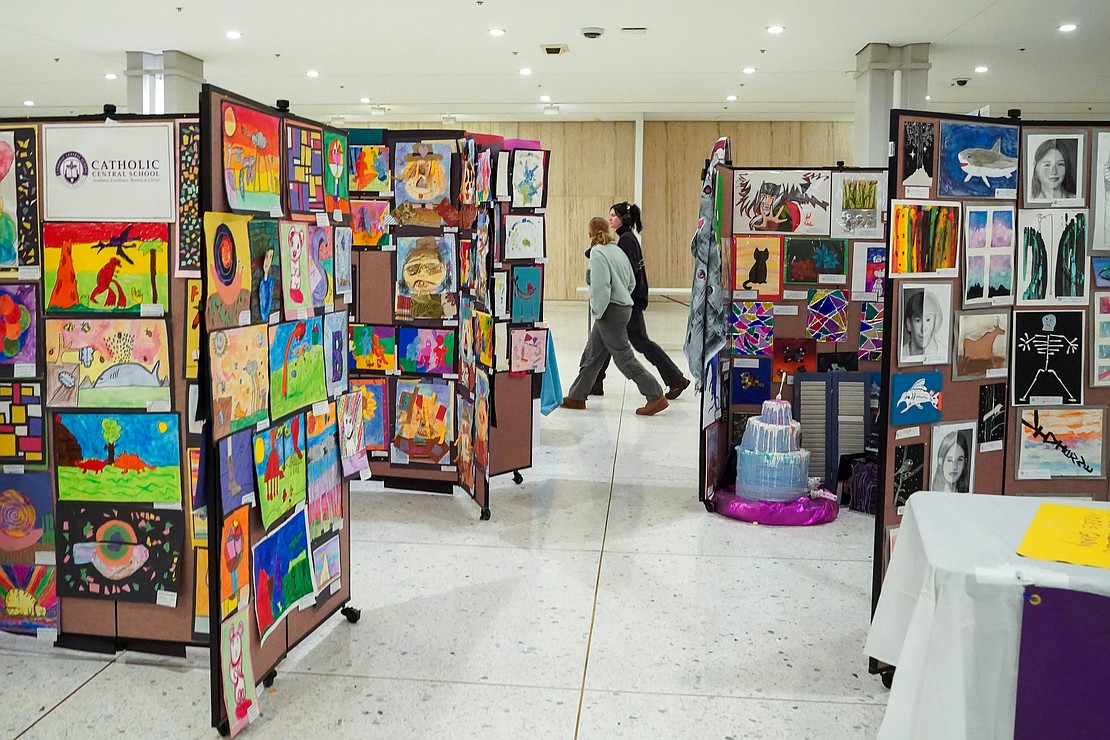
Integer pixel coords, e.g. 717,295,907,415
766,25,785,34
104,73,118,80
23,100,34,106
489,28,506,37
519,67,532,76
359,97,370,104
307,70,319,77
975,66,989,73
925,95,931,101
726,95,737,102
742,67,756,74
1058,23,1077,33
226,30,241,40
539,95,551,102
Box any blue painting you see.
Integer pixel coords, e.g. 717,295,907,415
323,311,348,398
731,358,772,405
218,428,255,514
511,265,543,323
890,371,943,426
938,121,1020,198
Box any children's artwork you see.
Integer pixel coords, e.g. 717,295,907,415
56,502,184,602
978,382,1007,445
783,238,847,286
1094,257,1110,288
510,265,543,323
307,224,334,308
729,301,774,356
937,121,1020,199
493,271,509,318
395,235,458,320
45,318,170,409
0,382,43,469
898,282,952,366
701,355,723,429
893,443,926,509
252,506,315,645
219,504,250,618
963,205,1015,306
0,126,41,271
475,311,494,368
510,149,548,209
772,338,816,381
510,327,548,373
494,321,509,373
323,311,349,397
456,397,474,491
474,210,492,296
349,144,390,194
1012,310,1084,406
0,282,39,378
733,170,832,236
175,120,202,276
1092,292,1110,387
0,564,57,635
337,390,370,477
43,222,170,314
732,236,782,298
194,546,209,635
219,429,256,514
350,199,391,248
1093,132,1110,252
1023,131,1086,208
253,412,307,530
248,220,282,323
495,150,511,201
476,148,493,203
220,609,259,737
930,421,976,493
312,534,342,594
204,212,253,329
731,357,772,405
279,220,312,318
888,201,960,277
1016,210,1088,305
953,310,1009,379
816,352,858,372
398,327,456,374
0,472,53,561
831,171,886,240
859,302,884,361
286,124,325,215
502,213,546,260
323,129,350,216
473,369,490,469
806,289,848,343
900,119,936,194
209,325,270,439
268,317,326,420
221,101,281,214
391,378,454,465
349,324,396,372
1017,407,1105,479
394,141,452,211
334,226,353,297
890,371,943,426
185,279,201,379
850,242,886,297
53,412,181,504
306,403,342,539
350,378,388,453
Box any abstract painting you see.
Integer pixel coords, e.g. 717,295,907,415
323,129,350,217
209,325,270,439
220,609,258,737
898,282,952,366
392,378,454,465
53,412,181,504
337,390,369,477
1012,310,1084,406
279,220,311,319
252,506,315,645
1016,210,1087,306
43,222,170,314
45,318,170,409
831,171,886,240
0,564,57,636
1023,131,1086,208
850,242,886,297
937,121,1020,199
323,311,349,398
0,382,44,468
0,126,41,271
175,120,202,276
475,311,494,368
184,279,201,379
783,238,847,286
221,101,281,214
963,205,1015,307
492,270,509,318
502,213,545,261
306,402,342,540
219,504,250,618
348,144,390,194
890,371,943,426
349,324,396,372
194,546,209,635
219,428,256,514
732,170,832,236
510,327,547,373
806,289,848,343
0,282,39,378
394,142,452,211
307,224,333,309
772,337,816,380
978,382,1007,444
473,369,490,469
334,225,353,296
56,502,184,603
729,301,774,356
286,123,325,215
268,317,326,421
731,357,772,405
476,148,493,203
394,235,457,321
732,236,782,298
893,443,926,509
1017,407,1104,479
510,264,543,323
350,199,391,248
953,310,1009,380
254,412,307,530
247,220,282,323
1092,292,1110,387
859,302,884,361
510,149,548,209
349,378,388,453
0,472,53,562
930,421,976,493
398,327,456,374
888,201,960,276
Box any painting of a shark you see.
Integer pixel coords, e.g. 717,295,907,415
958,139,1018,186
938,121,1020,198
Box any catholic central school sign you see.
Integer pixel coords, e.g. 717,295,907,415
43,122,176,222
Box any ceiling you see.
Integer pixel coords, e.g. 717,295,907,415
1,0,1108,123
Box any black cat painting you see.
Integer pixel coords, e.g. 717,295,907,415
733,236,782,298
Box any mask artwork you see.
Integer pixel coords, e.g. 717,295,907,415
279,220,311,319
394,235,457,320
337,390,369,478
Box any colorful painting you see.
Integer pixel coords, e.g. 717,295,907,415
349,324,396,372
474,369,490,469
493,270,509,318
733,170,832,236
56,502,184,602
175,120,202,276
732,236,782,299
188,447,205,547
783,238,847,286
349,145,390,194
510,149,547,209
963,205,1015,307
194,546,209,635
475,311,494,368
323,311,349,398
474,210,492,297
938,121,1020,199
219,504,250,618
253,412,307,530
1016,210,1087,306
391,378,454,465
898,282,953,366
306,403,342,539
334,225,353,296
219,429,256,514
268,317,326,421
350,199,391,248
307,224,333,308
323,129,350,216
350,378,388,453
0,564,57,636
286,124,325,215
729,301,774,356
0,282,39,378
502,213,545,260
953,310,1009,380
859,302,884,361
850,242,886,297
806,289,848,342
1012,310,1084,406
43,222,170,314
511,265,543,323
0,126,41,271
510,327,547,373
185,278,201,379
312,534,341,593
831,171,886,240
888,201,960,277
247,220,282,323
1017,407,1105,479
1092,293,1110,387
0,472,53,561
475,149,493,203
337,390,369,477
394,141,452,209
220,609,258,737
394,235,457,321
210,325,270,439
456,398,474,491
251,506,315,645
890,371,943,426
221,101,281,214
279,220,312,318
44,318,170,408
397,327,456,374
731,357,773,405
772,337,816,380
0,382,43,468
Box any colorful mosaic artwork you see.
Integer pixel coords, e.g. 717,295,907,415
806,289,849,343
859,302,884,360
729,301,774,356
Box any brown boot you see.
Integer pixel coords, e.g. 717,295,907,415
636,395,669,416
561,398,586,410
665,376,691,400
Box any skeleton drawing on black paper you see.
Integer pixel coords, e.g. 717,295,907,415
1014,312,1082,405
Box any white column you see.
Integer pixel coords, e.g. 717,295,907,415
633,113,645,206
162,50,205,114
124,50,204,115
898,43,932,111
853,44,896,168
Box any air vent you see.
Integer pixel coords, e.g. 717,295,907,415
542,44,569,55
621,27,648,34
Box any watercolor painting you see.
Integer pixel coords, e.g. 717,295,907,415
392,378,454,466
733,170,832,236
204,212,253,329
398,327,456,375
350,199,391,248
53,412,181,504
323,129,350,217
510,149,547,209
334,226,353,296
349,378,388,452
937,121,1020,198
732,236,782,299
511,265,543,323
43,222,170,314
0,283,39,378
510,327,547,373
323,311,349,398
729,301,774,356
220,609,258,737
337,390,370,477
806,289,849,343
209,325,270,440
306,402,342,540
286,124,325,215
349,324,396,372
888,201,961,276
0,564,57,636
953,310,1009,380
348,144,390,194
963,205,1015,307
307,224,334,308
279,220,311,318
219,504,250,618
0,472,54,562
782,238,847,286
268,317,326,421
0,126,41,271
247,220,282,323
219,428,256,515
253,412,307,530
252,506,315,645
395,235,458,321
831,171,886,240
221,101,281,214
1017,210,1088,306
1017,407,1104,479
502,213,545,261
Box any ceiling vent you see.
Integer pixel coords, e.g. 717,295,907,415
542,44,569,55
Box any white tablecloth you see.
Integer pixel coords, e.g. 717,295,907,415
865,491,1110,740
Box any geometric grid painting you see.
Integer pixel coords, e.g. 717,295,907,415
0,381,45,467
807,289,849,342
729,301,774,356
859,302,884,360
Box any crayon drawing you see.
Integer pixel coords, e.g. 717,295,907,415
888,201,961,277
219,504,250,618
286,124,325,215
278,220,312,318
268,317,326,421
323,311,349,398
350,378,388,452
348,144,390,194
209,325,270,439
307,224,333,308
510,327,547,373
0,283,39,377
350,199,390,248
349,324,396,372
221,101,281,214
337,390,369,477
0,382,45,468
392,378,454,466
253,412,307,530
248,220,282,323
398,327,456,375
0,472,54,562
0,564,57,635
252,506,315,645
323,129,350,217
306,403,342,539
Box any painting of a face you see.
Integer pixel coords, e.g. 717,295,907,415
941,438,966,487
403,249,446,295
403,159,445,202
1034,148,1066,194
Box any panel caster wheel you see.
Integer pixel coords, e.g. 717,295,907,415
480,508,491,521
218,720,230,737
262,669,277,688
342,606,361,624
880,667,895,689
512,471,523,485
703,500,715,513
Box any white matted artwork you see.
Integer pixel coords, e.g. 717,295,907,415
1092,131,1110,252
494,321,509,372
962,204,1015,307
502,213,545,260
953,309,1009,380
1012,309,1085,406
898,281,952,366
510,149,547,209
495,151,511,201
509,327,547,373
733,169,832,236
930,421,976,493
1022,130,1086,208
1092,292,1110,387
1015,209,1088,306
850,241,887,297
1016,406,1105,480
831,170,886,240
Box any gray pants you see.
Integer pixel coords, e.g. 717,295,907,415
567,304,664,401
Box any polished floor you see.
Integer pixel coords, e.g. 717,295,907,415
1,300,887,739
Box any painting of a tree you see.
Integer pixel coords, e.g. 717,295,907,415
902,121,935,187
138,238,165,304
102,417,122,463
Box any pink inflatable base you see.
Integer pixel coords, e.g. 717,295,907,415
712,487,839,526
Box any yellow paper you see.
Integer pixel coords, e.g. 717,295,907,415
1017,503,1110,570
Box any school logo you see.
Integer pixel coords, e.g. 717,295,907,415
55,151,88,188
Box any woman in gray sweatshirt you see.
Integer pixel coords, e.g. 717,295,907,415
562,217,668,415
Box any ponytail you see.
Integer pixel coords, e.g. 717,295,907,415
611,201,643,233
589,216,613,245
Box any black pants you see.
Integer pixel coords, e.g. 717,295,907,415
596,305,685,387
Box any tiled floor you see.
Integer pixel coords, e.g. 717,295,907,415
0,300,887,738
